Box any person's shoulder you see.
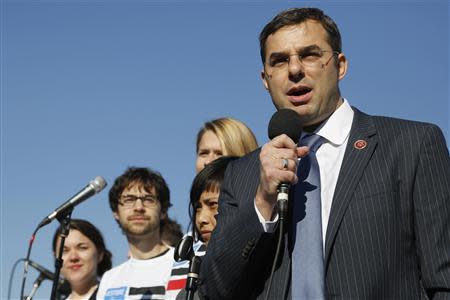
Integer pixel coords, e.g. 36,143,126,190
151,246,175,266
101,259,130,278
97,259,131,297
354,107,443,136
228,147,261,170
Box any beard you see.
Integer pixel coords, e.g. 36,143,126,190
120,216,160,236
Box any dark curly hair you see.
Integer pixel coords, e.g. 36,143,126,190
108,166,177,237
52,219,112,277
108,167,171,214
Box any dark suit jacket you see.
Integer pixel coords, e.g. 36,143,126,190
199,109,450,300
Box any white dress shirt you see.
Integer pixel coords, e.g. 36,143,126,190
256,99,354,248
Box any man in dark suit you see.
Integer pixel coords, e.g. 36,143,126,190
199,7,450,300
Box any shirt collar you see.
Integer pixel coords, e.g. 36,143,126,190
312,98,354,146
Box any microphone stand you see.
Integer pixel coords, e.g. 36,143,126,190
24,273,46,300
50,209,73,300
185,255,202,300
174,236,202,300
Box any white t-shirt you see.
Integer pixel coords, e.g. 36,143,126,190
97,247,174,300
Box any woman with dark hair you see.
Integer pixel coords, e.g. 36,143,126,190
166,156,238,299
189,156,238,244
52,219,112,300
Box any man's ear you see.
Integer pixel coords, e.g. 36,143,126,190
261,69,270,90
337,52,348,81
113,211,119,221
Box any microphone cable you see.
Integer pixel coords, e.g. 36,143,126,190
264,185,289,300
7,258,26,300
19,226,39,300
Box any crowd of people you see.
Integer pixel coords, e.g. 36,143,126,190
51,117,258,299
47,7,449,300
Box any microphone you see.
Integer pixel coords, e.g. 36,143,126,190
268,108,303,141
174,235,194,262
28,259,60,282
25,260,69,300
267,109,303,218
174,236,202,300
38,176,107,228
263,109,303,300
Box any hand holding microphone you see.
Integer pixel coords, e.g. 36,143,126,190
260,109,306,300
255,109,306,220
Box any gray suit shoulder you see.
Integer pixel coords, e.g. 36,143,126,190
372,114,442,131
354,108,447,144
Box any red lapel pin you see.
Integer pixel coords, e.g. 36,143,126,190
354,139,367,150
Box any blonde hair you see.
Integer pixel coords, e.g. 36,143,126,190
196,117,258,156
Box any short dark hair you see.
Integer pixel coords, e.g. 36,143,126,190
189,156,238,241
108,167,171,214
52,219,112,277
259,7,342,63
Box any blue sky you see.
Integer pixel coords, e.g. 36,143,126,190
2,1,449,299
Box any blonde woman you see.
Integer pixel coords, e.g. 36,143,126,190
195,117,258,173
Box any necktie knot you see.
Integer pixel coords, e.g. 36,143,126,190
299,134,324,153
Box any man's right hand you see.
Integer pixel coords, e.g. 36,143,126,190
255,134,309,221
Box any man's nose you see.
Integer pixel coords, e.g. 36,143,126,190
133,198,145,210
288,55,305,82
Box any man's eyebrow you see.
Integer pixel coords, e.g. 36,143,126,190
270,44,322,57
269,52,286,59
121,193,155,198
300,44,322,52
268,44,322,60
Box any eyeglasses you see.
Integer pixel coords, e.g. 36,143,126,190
119,194,158,208
265,49,339,75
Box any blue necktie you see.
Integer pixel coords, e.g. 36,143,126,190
291,134,325,300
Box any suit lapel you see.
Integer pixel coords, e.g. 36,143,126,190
324,109,378,268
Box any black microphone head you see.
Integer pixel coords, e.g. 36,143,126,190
174,235,194,262
268,109,303,142
90,176,107,193
28,259,55,281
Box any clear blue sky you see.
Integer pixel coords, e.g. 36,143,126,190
2,1,449,299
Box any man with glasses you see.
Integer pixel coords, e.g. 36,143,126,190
97,167,177,300
200,7,450,300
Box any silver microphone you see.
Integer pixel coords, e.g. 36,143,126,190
38,176,107,228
